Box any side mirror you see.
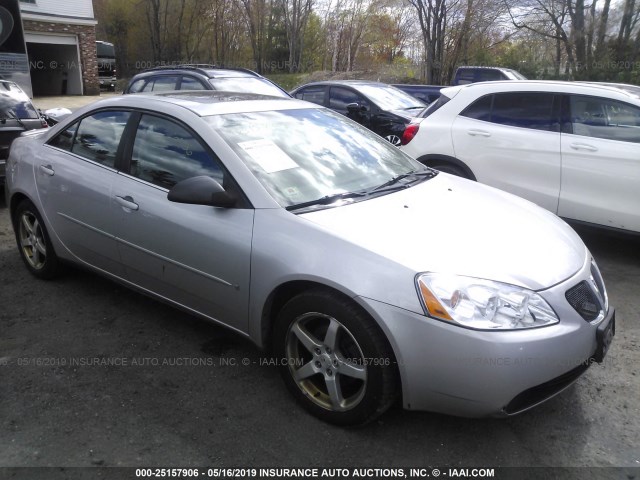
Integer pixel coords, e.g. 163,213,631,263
167,176,237,208
346,102,367,114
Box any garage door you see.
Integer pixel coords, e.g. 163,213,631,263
25,33,83,95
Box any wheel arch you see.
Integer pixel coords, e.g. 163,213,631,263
260,281,401,377
416,154,477,181
9,192,32,225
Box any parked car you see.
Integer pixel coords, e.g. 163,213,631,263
400,80,640,234
5,91,614,425
123,65,290,98
453,66,527,85
291,80,426,145
391,84,445,104
0,80,48,182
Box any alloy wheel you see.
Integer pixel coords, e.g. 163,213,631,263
285,312,367,412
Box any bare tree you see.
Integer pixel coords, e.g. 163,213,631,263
595,0,611,54
282,0,314,72
407,0,453,83
505,0,576,77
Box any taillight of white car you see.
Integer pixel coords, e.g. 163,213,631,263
401,122,420,145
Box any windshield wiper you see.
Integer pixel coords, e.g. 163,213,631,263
287,170,437,212
286,191,368,211
372,170,437,192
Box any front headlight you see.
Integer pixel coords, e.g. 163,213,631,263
416,273,559,330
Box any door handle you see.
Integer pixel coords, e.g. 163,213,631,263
39,164,55,176
467,129,491,137
116,195,139,211
570,143,598,152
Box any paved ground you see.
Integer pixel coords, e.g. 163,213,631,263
0,191,638,475
0,97,639,476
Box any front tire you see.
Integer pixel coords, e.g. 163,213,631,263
274,290,398,426
13,199,61,279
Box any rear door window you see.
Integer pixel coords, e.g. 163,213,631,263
461,93,556,131
70,111,131,167
491,93,556,131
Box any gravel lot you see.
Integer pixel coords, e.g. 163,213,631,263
1,179,639,476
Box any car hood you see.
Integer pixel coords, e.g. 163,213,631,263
299,174,586,291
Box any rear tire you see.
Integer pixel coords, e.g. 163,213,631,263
273,290,398,426
13,199,61,279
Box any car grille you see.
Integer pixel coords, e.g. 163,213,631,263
565,261,608,322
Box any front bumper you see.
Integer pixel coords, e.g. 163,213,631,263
357,258,613,418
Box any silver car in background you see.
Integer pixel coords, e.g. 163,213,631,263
4,92,615,425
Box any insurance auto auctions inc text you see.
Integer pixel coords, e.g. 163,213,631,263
252,468,495,478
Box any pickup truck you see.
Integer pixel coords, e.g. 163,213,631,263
391,84,444,104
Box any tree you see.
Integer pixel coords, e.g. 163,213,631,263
407,0,450,83
281,0,314,72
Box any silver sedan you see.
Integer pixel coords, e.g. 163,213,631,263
4,92,615,425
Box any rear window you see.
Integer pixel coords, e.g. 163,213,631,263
0,82,39,119
460,95,492,121
421,95,451,118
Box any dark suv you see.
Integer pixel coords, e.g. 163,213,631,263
0,80,48,182
291,80,426,145
123,65,290,97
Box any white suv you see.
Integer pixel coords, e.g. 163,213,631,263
400,80,640,234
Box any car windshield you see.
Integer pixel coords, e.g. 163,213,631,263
209,78,288,97
353,84,426,111
207,108,426,208
0,82,39,119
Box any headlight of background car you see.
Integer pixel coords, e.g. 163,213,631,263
417,273,559,330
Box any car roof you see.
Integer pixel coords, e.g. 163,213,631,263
82,91,320,117
294,80,389,89
440,80,640,103
133,66,262,79
577,81,640,94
